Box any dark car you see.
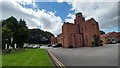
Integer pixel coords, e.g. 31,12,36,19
39,45,42,46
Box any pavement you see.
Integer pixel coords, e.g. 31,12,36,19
45,44,118,66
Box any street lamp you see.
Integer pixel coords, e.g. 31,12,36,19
8,37,13,52
11,37,13,44
5,39,8,49
14,43,17,49
5,44,7,49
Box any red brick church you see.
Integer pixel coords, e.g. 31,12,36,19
51,12,100,48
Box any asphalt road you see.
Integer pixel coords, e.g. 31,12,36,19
48,44,118,66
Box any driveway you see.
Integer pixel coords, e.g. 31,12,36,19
48,44,118,66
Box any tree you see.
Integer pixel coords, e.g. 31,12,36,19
2,16,28,49
14,19,28,48
0,21,2,49
27,29,54,44
93,34,100,47
100,30,105,35
19,19,28,29
2,16,54,49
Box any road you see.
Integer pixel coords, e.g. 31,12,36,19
47,44,118,66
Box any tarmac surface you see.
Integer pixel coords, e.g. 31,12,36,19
47,44,118,66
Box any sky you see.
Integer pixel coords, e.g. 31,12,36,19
0,0,119,36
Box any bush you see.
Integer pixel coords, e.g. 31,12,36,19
91,41,95,47
100,40,103,46
68,45,73,48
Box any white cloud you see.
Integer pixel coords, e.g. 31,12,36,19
64,2,119,33
57,0,120,2
1,0,119,37
0,1,63,36
65,13,75,23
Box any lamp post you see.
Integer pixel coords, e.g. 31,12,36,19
8,37,13,53
5,44,7,49
5,39,8,49
10,37,13,48
11,37,13,44
14,43,17,49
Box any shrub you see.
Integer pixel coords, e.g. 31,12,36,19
91,41,95,47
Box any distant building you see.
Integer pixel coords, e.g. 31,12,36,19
51,12,101,48
100,32,120,44
100,34,108,44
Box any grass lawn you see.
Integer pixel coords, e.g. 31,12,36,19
2,49,54,66
0,54,2,67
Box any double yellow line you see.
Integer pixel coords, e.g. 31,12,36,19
47,50,65,68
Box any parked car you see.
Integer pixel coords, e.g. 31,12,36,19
52,44,56,47
33,45,40,48
48,44,52,47
111,41,116,44
23,44,28,48
27,45,33,48
39,45,42,46
53,44,62,48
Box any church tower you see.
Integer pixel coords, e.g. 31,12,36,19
74,12,85,25
74,12,85,34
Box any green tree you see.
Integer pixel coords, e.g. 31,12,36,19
19,19,28,29
14,19,28,48
2,16,54,49
27,29,54,44
100,30,105,35
93,34,100,47
0,21,2,49
2,16,28,49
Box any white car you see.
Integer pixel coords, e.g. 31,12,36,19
33,45,40,48
112,41,116,44
28,45,33,48
23,45,27,48
52,44,56,47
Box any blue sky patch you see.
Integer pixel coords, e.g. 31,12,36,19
19,2,75,22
